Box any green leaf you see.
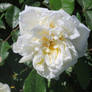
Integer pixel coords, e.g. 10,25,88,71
32,2,41,7
50,0,62,10
0,3,12,12
0,19,5,29
0,13,5,29
5,6,20,28
76,0,92,30
77,0,92,10
85,11,92,30
0,40,11,66
24,69,46,92
11,30,19,42
76,12,81,21
74,60,90,89
24,0,40,6
49,0,74,14
19,0,24,4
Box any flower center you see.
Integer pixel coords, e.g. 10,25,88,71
42,33,65,55
42,36,56,54
49,22,55,28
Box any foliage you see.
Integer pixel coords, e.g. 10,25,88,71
0,0,92,92
24,69,46,92
49,0,74,14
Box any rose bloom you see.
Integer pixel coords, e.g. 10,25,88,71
13,6,90,79
0,82,11,92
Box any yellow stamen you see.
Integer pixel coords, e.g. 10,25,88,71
50,22,55,28
59,35,65,41
42,37,49,47
42,37,49,42
11,86,15,88
37,58,44,65
39,30,49,35
49,41,56,50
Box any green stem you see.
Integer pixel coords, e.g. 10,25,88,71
48,79,51,88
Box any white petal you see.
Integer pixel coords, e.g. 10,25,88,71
0,82,11,92
13,34,33,56
63,40,78,66
46,10,80,40
33,52,45,71
19,6,49,34
19,54,33,63
71,16,90,57
61,17,80,40
33,52,56,79
51,41,78,78
53,41,78,78
30,25,49,39
45,9,70,29
12,33,41,56
37,70,56,79
45,47,63,68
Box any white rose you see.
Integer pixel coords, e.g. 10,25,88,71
13,6,90,79
0,82,11,92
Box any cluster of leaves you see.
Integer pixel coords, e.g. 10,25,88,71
0,0,92,92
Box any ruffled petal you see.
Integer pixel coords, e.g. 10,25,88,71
45,47,63,68
33,52,45,72
19,6,49,34
71,16,90,57
13,33,40,56
33,52,57,79
13,34,33,56
19,54,33,63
